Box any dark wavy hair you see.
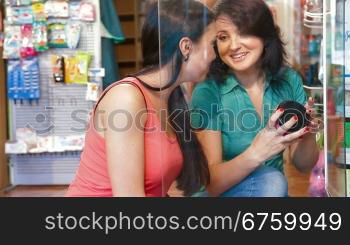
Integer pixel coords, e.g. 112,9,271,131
132,0,214,196
209,0,288,83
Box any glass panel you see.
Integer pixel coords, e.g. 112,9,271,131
158,0,215,197
324,0,347,197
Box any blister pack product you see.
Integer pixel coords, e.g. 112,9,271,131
6,5,34,24
45,0,69,18
7,59,22,100
33,21,48,51
20,24,37,58
21,57,41,100
79,1,96,22
74,51,91,84
66,21,81,49
48,21,68,48
3,23,21,59
51,54,65,83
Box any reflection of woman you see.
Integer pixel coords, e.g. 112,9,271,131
66,0,217,197
191,0,320,197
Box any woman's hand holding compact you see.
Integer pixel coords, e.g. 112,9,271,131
247,108,310,166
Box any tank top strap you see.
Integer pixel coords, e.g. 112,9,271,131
92,77,155,116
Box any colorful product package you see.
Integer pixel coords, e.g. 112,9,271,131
32,2,46,22
69,1,81,20
79,1,96,22
48,21,68,48
45,0,69,18
20,24,37,58
66,21,81,49
21,57,40,100
7,59,22,100
6,5,34,24
6,0,32,6
64,55,78,84
7,57,40,100
74,51,92,84
86,82,100,101
33,21,48,51
3,23,21,59
51,54,65,83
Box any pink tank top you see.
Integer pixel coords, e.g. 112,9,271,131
65,77,184,197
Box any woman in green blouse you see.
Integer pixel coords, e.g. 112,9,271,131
191,0,320,197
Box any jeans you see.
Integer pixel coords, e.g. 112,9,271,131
195,166,288,197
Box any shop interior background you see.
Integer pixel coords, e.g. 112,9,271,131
0,0,349,197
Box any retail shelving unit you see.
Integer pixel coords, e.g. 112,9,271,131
115,0,154,78
3,0,103,186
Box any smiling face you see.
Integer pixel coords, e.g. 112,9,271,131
215,15,264,73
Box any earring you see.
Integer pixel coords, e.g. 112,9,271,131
184,54,190,62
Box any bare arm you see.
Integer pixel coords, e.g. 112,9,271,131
98,84,147,197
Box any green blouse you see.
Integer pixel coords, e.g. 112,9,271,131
191,68,307,172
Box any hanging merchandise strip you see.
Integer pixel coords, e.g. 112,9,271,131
5,0,102,185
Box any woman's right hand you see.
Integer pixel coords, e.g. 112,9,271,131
247,108,309,166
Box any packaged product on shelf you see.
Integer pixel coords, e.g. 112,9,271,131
79,1,96,22
21,57,40,100
7,58,40,101
44,0,69,19
32,2,46,22
5,140,28,154
54,135,85,152
6,60,22,100
86,82,100,101
6,5,34,24
33,21,48,51
51,54,65,83
16,127,38,150
3,23,21,59
48,21,68,48
74,51,91,84
66,21,81,49
69,1,81,20
20,24,37,58
5,0,32,6
31,0,45,3
64,55,78,84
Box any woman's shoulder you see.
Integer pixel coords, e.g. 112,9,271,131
98,79,147,113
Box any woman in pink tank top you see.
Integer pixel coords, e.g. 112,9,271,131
66,0,217,197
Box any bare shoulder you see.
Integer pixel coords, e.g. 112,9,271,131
98,83,147,113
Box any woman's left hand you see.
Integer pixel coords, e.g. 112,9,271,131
305,97,321,134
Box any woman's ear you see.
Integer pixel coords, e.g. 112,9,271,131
179,37,192,62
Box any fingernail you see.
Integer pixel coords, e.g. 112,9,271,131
293,115,298,121
278,108,284,113
304,128,310,133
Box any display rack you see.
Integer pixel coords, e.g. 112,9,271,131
3,0,102,185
